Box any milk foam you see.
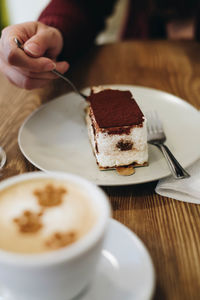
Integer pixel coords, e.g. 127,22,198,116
0,179,97,253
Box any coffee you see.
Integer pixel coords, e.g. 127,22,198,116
0,178,97,253
0,172,110,300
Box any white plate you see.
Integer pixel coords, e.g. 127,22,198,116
76,219,155,300
18,85,200,186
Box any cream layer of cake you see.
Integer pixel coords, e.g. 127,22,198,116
86,88,148,169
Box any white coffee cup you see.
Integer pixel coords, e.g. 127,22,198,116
0,172,111,300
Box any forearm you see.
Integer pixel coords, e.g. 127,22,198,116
38,0,116,61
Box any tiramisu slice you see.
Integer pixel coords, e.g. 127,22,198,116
86,87,148,171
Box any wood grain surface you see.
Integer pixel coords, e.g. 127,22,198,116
0,40,200,300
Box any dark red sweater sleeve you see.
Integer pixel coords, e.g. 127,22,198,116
38,0,116,62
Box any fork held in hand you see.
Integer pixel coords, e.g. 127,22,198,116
146,111,190,179
14,38,87,100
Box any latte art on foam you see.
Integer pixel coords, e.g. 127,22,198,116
0,179,97,253
13,210,43,233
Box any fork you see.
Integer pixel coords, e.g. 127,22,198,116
146,111,190,179
0,146,6,170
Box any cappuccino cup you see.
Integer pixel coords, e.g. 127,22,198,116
0,172,111,300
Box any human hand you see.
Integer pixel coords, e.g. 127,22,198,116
0,21,69,89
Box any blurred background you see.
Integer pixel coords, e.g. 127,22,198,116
2,0,197,45
0,0,127,44
2,0,49,25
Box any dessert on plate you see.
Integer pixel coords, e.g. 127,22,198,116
85,87,148,174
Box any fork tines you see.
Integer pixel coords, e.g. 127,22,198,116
146,111,163,133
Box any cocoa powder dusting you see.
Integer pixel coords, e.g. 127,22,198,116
87,89,144,128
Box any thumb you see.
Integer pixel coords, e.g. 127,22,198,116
24,28,63,59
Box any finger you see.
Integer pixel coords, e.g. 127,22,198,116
1,28,56,72
20,69,58,80
54,61,70,73
1,22,62,59
3,62,51,89
20,61,70,80
1,24,68,73
24,25,63,59
4,42,56,72
5,39,69,73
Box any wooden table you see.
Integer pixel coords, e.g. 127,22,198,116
1,40,200,300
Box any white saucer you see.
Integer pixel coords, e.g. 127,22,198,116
0,219,155,300
75,219,155,300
